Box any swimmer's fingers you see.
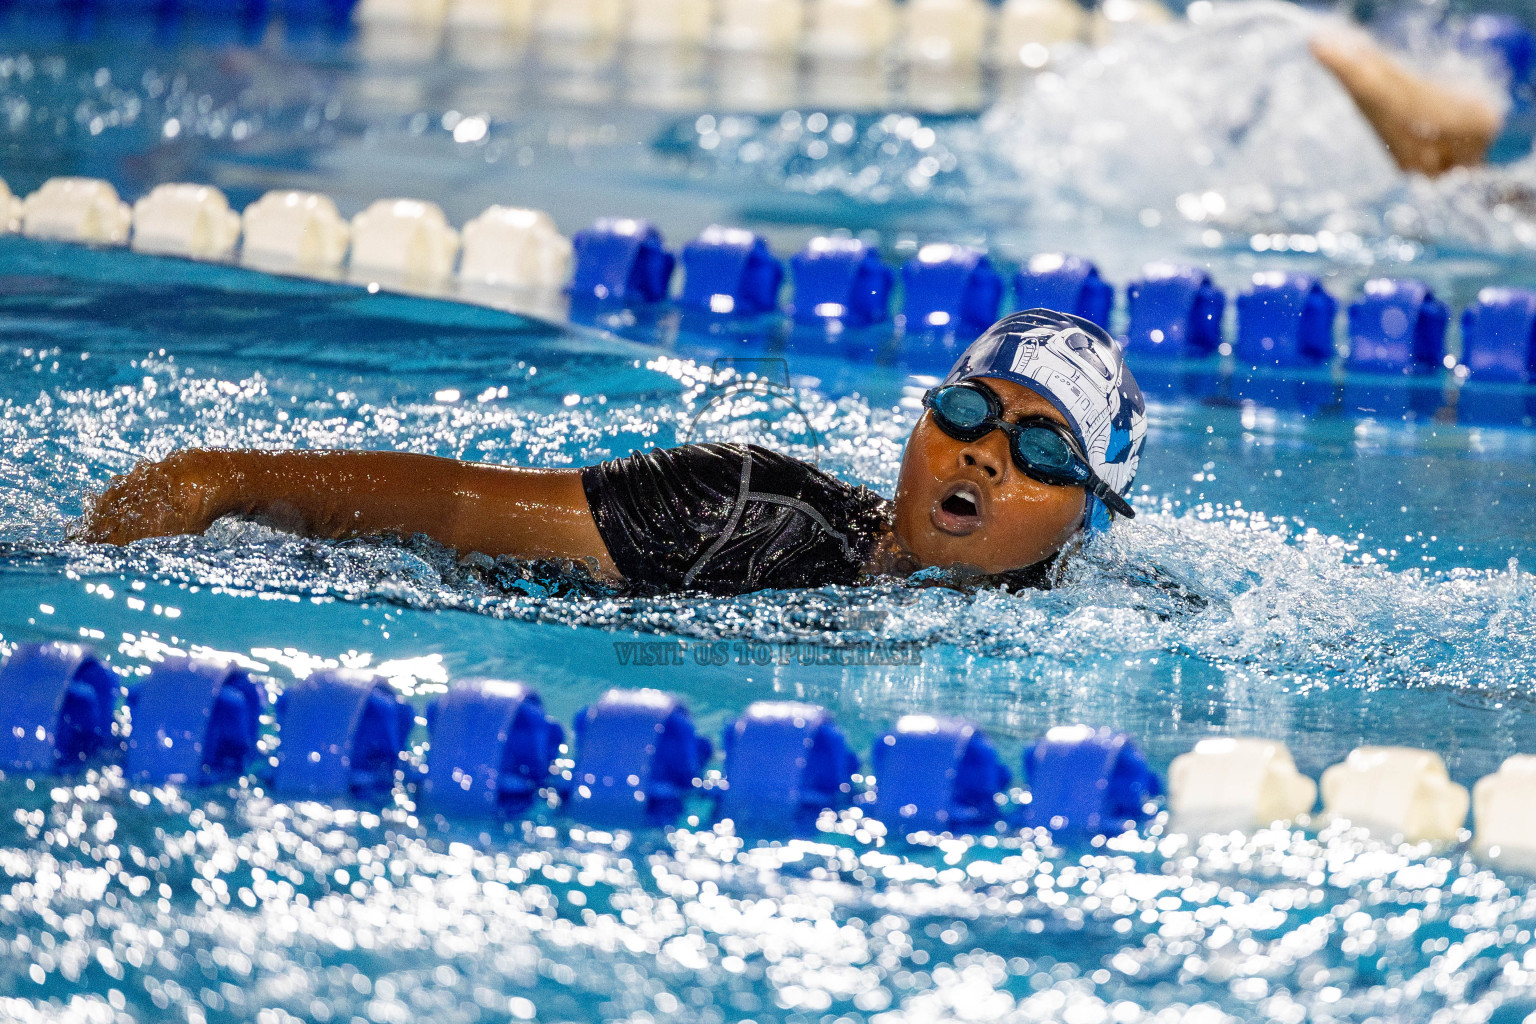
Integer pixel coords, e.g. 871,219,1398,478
70,451,230,545
69,463,174,545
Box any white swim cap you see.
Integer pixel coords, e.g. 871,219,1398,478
942,308,1147,530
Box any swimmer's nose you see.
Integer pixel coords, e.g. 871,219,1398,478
960,436,1007,481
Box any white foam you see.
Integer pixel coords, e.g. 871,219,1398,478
21,177,133,245
1321,746,1469,842
1090,0,1173,46
241,190,352,273
131,184,242,261
978,2,1401,235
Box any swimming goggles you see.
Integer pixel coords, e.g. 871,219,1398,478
922,380,1137,519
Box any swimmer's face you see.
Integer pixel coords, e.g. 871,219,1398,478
893,376,1086,575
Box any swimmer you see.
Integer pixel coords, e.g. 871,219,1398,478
1311,26,1504,176
70,309,1147,596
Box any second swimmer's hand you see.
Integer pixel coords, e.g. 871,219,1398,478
69,449,235,545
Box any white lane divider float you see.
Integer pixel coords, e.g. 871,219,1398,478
1320,746,1470,843
1168,737,1317,830
538,0,628,39
714,0,803,51
241,190,352,274
350,0,1171,62
904,0,990,65
628,0,713,45
993,0,1087,66
21,177,133,245
0,177,22,233
349,198,461,282
460,206,573,290
805,0,897,59
447,0,537,31
131,184,242,261
1473,755,1536,862
355,0,451,23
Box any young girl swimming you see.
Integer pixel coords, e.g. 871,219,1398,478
72,309,1147,596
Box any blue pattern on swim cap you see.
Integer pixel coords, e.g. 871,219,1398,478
942,308,1147,531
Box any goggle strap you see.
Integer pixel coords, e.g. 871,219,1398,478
1089,477,1136,519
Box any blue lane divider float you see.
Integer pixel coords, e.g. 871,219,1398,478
18,645,1536,848
899,243,1003,337
271,669,412,798
570,218,675,304
422,678,565,816
871,714,1010,834
569,688,712,823
125,657,264,785
1346,278,1448,375
718,700,858,824
1460,286,1536,383
679,225,784,317
18,159,1536,402
1235,271,1337,368
0,642,117,772
790,237,893,328
1124,262,1225,359
1012,253,1114,329
1017,725,1161,837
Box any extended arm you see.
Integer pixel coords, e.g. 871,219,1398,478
1311,29,1501,176
70,448,621,578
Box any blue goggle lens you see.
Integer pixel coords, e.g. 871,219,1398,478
925,382,1133,518
932,385,992,432
1013,429,1083,482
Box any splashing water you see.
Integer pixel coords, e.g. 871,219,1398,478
3,238,1536,768
971,0,1536,257
976,3,1408,235
0,15,1535,1023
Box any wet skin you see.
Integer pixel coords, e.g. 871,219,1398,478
72,448,623,579
887,376,1088,577
74,377,1091,583
1310,28,1500,177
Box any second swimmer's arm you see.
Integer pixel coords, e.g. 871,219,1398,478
72,448,621,578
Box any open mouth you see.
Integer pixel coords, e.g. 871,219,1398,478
931,481,984,536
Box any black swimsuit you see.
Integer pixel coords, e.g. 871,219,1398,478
581,443,892,596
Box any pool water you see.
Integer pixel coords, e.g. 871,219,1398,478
3,4,1536,1023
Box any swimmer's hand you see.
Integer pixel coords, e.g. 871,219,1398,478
70,449,234,545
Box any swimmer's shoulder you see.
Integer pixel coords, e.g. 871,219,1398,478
728,443,894,528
